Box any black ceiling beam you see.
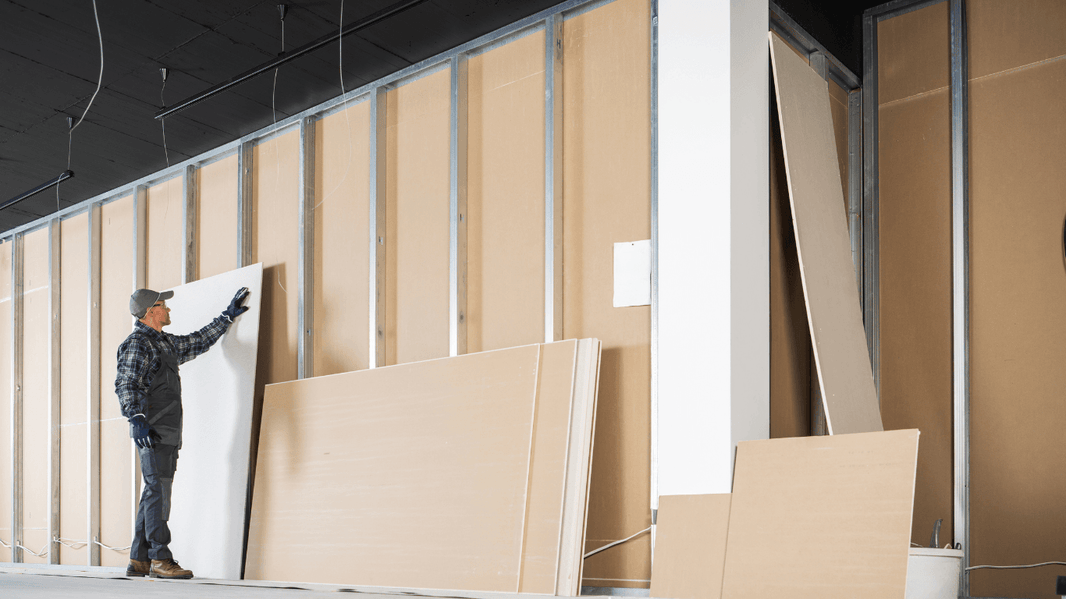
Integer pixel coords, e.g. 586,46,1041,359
154,0,429,120
1,170,74,212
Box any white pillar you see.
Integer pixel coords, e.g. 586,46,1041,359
657,0,768,499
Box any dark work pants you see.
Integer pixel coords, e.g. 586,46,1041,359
130,444,178,562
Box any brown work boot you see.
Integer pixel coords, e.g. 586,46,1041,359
150,558,194,579
126,559,151,577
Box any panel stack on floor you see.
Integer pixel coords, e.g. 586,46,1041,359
245,338,601,596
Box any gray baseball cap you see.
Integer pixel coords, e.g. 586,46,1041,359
130,289,174,319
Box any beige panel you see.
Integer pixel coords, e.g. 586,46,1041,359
99,196,135,567
252,131,301,386
246,345,541,590
467,31,545,353
878,90,953,546
198,154,240,280
968,0,1066,79
385,69,451,365
968,58,1066,599
564,0,652,587
769,33,883,435
828,82,849,208
649,494,731,599
58,423,87,564
877,2,950,105
721,430,919,599
21,228,50,563
147,176,184,291
769,103,810,439
0,241,10,548
314,101,371,376
59,214,89,564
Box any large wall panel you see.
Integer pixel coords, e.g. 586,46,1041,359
198,154,239,280
563,0,651,587
20,228,50,563
98,196,135,567
59,213,88,565
147,177,184,291
385,69,451,366
466,31,546,353
968,2,1066,595
876,2,953,548
314,101,371,376
0,241,10,553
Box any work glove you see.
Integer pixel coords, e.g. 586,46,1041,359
222,287,250,322
129,414,157,449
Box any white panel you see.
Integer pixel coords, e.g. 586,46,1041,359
161,263,263,580
613,240,652,308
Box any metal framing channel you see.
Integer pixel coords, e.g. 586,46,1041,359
648,0,658,512
10,232,24,563
132,185,147,535
448,53,469,357
47,219,61,564
544,14,563,344
297,117,315,379
848,89,864,300
861,13,880,395
369,87,387,368
949,0,970,593
238,142,254,268
86,204,101,566
183,165,198,284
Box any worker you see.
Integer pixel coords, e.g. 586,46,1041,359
115,286,251,579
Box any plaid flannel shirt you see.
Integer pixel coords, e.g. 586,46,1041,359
115,316,231,419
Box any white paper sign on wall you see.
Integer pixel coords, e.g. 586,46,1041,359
614,239,652,307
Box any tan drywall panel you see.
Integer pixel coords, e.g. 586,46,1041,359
467,31,545,354
246,345,541,590
253,130,300,386
385,69,451,365
968,0,1066,79
198,154,239,280
878,90,953,547
147,176,184,291
314,101,371,376
828,81,849,204
968,56,1066,599
0,241,11,549
21,227,50,563
59,213,88,564
563,0,651,587
99,196,135,567
721,430,919,599
770,33,883,435
769,103,811,439
519,340,577,593
877,2,949,104
649,494,731,599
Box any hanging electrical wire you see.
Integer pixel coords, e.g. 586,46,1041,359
70,0,104,134
160,68,171,167
315,0,355,210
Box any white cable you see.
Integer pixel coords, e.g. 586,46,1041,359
0,536,10,548
16,542,50,558
70,0,104,133
583,527,652,559
967,561,1066,571
94,538,132,552
161,78,171,168
55,536,89,550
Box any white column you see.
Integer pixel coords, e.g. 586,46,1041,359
657,0,768,499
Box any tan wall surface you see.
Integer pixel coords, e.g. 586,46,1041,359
467,30,546,353
99,196,134,566
59,213,88,564
968,2,1066,595
21,228,50,563
314,101,371,376
828,81,849,204
386,68,451,365
198,154,239,280
563,0,651,587
0,241,10,549
877,2,954,548
147,176,183,291
253,130,301,387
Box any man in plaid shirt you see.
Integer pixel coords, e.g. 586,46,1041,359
115,286,250,580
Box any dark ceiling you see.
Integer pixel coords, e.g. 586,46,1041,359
0,0,881,234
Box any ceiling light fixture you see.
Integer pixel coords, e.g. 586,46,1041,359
154,0,429,120
2,171,75,212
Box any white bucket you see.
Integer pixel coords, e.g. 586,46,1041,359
905,547,964,599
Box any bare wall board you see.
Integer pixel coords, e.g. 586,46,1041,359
720,430,919,599
162,263,263,581
768,32,883,435
649,494,731,599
